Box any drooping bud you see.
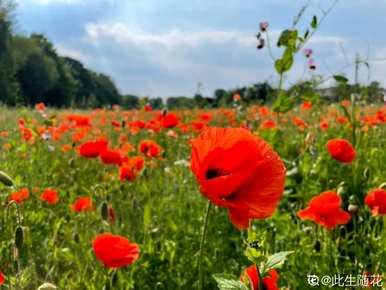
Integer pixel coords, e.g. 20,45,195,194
0,170,14,187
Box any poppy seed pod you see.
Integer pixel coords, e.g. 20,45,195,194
0,170,14,187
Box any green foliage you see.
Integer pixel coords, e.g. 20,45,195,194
213,274,248,290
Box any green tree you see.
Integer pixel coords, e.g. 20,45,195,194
0,0,18,105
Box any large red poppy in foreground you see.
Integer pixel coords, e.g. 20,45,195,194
93,233,139,268
190,127,286,229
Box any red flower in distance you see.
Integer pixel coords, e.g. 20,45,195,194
240,265,279,290
40,188,59,205
326,138,356,163
93,233,139,268
129,156,145,172
72,196,94,212
35,102,46,111
365,188,386,216
301,101,312,110
0,271,5,285
298,191,351,229
99,148,123,166
260,119,277,129
9,188,30,204
139,140,162,158
161,113,179,128
79,139,108,158
190,127,286,229
119,164,137,182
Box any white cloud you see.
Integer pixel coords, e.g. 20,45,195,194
55,43,90,61
85,22,346,51
19,0,85,5
85,22,256,48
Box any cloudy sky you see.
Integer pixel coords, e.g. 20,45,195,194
14,0,386,97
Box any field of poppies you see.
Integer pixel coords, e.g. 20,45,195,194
0,100,385,290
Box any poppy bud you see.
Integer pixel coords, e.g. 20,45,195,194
73,233,80,243
101,202,109,221
308,58,316,70
314,240,321,252
363,168,370,179
349,195,357,204
37,283,57,290
0,170,14,187
348,204,358,214
15,226,23,252
257,38,265,50
337,186,345,196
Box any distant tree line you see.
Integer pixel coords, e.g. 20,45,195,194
1,1,384,110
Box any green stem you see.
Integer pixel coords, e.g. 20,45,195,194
198,201,212,290
257,267,264,290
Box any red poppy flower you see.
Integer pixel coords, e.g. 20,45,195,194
341,100,351,107
20,127,33,141
0,271,5,285
190,127,286,229
233,94,241,102
144,104,152,112
258,106,270,117
319,119,329,131
129,156,145,172
326,139,356,163
298,191,351,229
301,101,312,110
79,139,108,158
40,189,59,205
161,113,179,128
93,233,139,268
99,148,123,166
336,116,349,124
72,196,94,212
260,119,277,129
365,188,386,216
292,117,307,130
35,102,46,111
9,188,30,204
240,265,279,290
191,121,205,131
139,140,162,158
119,164,137,182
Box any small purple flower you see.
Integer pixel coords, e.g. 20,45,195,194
304,48,313,58
259,21,269,32
307,58,316,70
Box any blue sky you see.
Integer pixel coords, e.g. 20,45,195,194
14,0,386,97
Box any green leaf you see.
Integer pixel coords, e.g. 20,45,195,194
311,15,318,29
213,274,249,290
244,247,265,265
264,251,294,271
272,94,295,113
301,92,320,102
333,75,349,83
277,29,298,47
275,48,294,74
